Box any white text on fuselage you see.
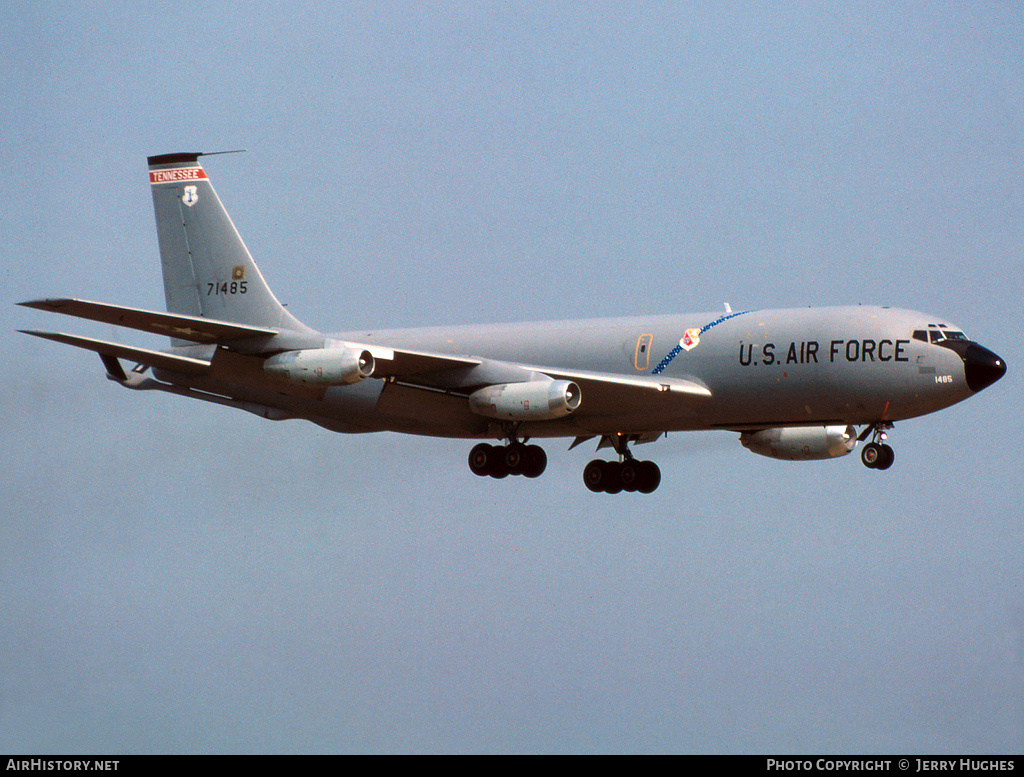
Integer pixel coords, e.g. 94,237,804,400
738,339,911,367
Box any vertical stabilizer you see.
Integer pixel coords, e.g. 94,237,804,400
148,153,313,343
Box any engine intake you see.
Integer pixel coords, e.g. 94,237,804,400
264,347,375,386
469,379,581,421
740,425,856,460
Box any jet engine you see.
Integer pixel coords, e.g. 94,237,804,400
469,379,581,421
263,347,375,385
740,425,857,461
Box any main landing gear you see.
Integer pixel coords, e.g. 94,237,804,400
467,429,663,493
583,458,661,494
583,434,661,494
469,441,547,479
859,422,895,470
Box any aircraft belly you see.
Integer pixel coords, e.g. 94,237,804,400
367,383,488,438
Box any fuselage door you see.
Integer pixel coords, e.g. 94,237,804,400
635,334,654,371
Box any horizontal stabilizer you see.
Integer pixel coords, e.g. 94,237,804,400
19,330,211,375
18,298,278,344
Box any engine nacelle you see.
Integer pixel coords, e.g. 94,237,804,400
740,425,857,461
263,347,375,386
469,379,581,421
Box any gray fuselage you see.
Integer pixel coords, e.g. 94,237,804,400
219,304,987,439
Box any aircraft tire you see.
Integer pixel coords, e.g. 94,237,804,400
602,462,624,494
523,445,547,478
861,442,881,469
469,443,494,477
637,461,661,493
504,442,527,474
620,460,641,492
877,444,895,470
583,459,606,492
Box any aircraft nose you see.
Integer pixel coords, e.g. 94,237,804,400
963,343,1006,392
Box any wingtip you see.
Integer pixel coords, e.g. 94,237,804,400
18,329,58,340
17,298,72,310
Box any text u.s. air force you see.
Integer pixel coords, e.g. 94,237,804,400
739,339,911,367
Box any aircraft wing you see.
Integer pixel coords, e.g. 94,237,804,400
541,367,710,401
19,330,210,375
373,349,711,415
531,365,711,420
21,313,710,419
368,346,482,379
18,298,277,344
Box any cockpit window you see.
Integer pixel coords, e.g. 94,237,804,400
915,325,969,344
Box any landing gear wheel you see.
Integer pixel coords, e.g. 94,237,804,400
861,442,882,469
469,443,494,477
583,459,606,492
620,460,641,492
876,444,895,470
637,460,661,494
602,461,624,494
862,441,895,470
522,445,547,478
504,442,527,474
487,455,510,478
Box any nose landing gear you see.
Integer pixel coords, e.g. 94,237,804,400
859,423,895,470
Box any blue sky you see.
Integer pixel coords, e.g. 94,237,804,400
3,0,1022,753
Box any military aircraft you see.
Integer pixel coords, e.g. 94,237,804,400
19,152,1007,494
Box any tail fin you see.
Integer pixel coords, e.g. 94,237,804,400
148,152,314,343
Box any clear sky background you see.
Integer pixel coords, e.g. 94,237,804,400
3,0,1022,754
